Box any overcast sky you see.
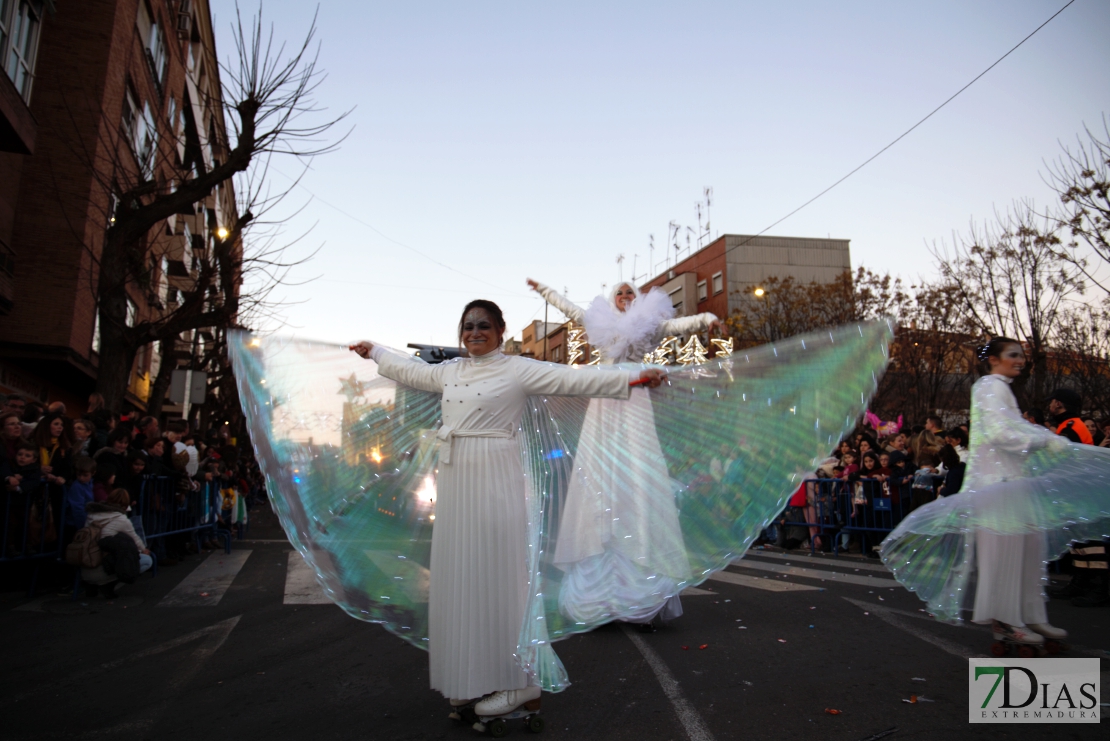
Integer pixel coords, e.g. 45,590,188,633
213,0,1110,352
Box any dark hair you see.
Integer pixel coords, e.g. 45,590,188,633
15,439,37,455
926,415,943,429
127,450,146,465
31,412,74,452
861,452,879,469
938,443,961,471
166,419,188,434
944,427,967,447
94,460,117,483
107,427,131,446
1047,388,1082,415
106,488,131,508
0,411,21,432
976,336,1022,375
23,402,44,424
1024,407,1045,426
457,300,506,346
74,456,96,475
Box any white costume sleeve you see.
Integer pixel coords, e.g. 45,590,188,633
533,281,586,324
973,375,1064,454
370,344,447,394
659,312,717,336
512,357,631,399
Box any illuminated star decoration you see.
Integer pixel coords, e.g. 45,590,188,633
566,324,588,366
338,373,367,403
677,335,709,365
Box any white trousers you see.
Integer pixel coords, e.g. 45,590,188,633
972,531,1048,626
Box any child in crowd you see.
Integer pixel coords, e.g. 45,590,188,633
93,460,116,502
838,451,859,479
63,456,96,544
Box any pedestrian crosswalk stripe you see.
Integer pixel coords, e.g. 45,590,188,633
730,559,900,588
283,551,331,604
707,570,820,592
158,550,253,607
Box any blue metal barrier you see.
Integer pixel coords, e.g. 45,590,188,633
137,477,230,554
2,486,71,596
773,477,915,556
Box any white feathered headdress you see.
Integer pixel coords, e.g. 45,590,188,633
582,282,675,362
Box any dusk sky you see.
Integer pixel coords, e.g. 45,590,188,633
213,0,1110,352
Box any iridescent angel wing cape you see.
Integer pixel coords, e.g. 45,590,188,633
230,322,892,689
880,383,1110,624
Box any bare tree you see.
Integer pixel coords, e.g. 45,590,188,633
1049,298,1110,415
931,203,1086,407
90,5,348,413
1044,117,1110,295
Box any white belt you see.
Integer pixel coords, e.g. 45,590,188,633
436,426,513,464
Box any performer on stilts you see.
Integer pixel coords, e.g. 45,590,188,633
881,337,1110,653
527,278,722,630
351,300,666,722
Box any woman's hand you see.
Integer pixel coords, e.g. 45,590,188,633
526,278,539,292
707,318,726,335
636,369,667,389
41,465,52,475
349,341,374,359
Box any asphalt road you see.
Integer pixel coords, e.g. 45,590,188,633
2,505,1106,741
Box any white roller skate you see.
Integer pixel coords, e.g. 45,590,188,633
990,621,1045,658
1027,623,1069,654
472,686,543,737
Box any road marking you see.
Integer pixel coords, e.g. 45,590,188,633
620,624,717,741
707,569,821,592
730,559,900,588
158,550,252,607
284,551,331,604
680,586,716,596
3,615,242,707
743,549,893,573
366,549,430,603
76,615,242,738
842,598,986,659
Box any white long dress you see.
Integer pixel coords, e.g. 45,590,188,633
369,344,631,698
534,282,717,623
969,374,1052,626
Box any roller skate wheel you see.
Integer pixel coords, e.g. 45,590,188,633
527,714,545,733
488,718,509,738
990,641,1008,657
1016,645,1036,658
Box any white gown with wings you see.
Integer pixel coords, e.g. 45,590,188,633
534,281,717,622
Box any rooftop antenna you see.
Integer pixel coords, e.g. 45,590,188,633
668,221,680,268
616,253,625,282
704,186,713,241
648,234,655,278
695,202,704,249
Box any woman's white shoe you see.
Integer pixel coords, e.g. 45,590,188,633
1027,623,1067,640
473,686,541,716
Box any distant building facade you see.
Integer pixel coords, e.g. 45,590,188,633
641,234,851,319
0,1,238,416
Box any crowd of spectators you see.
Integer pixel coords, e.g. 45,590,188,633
775,400,1110,558
1,391,264,596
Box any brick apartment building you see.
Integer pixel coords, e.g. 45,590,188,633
0,0,237,416
641,233,851,320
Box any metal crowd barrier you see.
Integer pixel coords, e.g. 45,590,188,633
137,476,231,554
2,487,71,596
775,477,917,556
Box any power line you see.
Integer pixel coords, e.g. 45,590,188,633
269,167,529,298
681,0,1076,275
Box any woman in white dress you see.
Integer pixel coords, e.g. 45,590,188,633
966,338,1068,646
527,279,721,628
351,300,665,718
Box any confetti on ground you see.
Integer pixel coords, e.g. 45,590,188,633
912,678,926,682
699,644,709,650
824,708,842,715
200,592,210,597
681,645,689,650
778,639,787,643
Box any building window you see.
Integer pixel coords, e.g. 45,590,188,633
91,310,101,354
126,299,137,328
124,88,158,176
1,0,44,102
712,271,724,295
137,1,166,91
552,345,562,363
697,280,707,302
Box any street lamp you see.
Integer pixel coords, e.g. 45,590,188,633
216,226,229,240
753,287,765,297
